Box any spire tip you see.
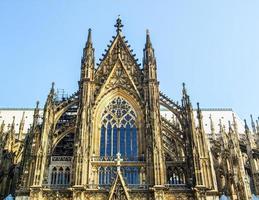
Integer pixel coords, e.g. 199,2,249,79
115,15,123,34
87,28,92,44
36,101,39,108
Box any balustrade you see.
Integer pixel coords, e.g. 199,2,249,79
91,155,145,162
51,156,72,162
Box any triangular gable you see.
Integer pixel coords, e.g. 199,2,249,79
96,34,141,76
94,34,143,98
108,171,131,200
97,58,141,101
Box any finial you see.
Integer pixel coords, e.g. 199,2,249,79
115,152,123,172
86,28,92,46
250,114,256,133
228,120,232,132
256,119,259,133
114,15,123,34
36,101,39,108
219,119,223,133
21,111,25,120
145,29,152,48
244,119,249,131
209,114,216,140
182,82,187,95
231,113,240,140
11,116,15,129
197,102,200,111
0,120,5,134
50,82,55,94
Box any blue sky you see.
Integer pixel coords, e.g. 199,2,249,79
0,1,259,119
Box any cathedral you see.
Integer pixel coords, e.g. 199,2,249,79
0,17,259,200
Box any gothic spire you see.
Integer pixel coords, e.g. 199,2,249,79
86,28,92,46
11,116,15,131
50,82,55,95
81,28,95,81
244,119,249,132
145,29,152,48
256,119,259,133
244,118,256,149
181,82,191,108
45,82,55,109
182,82,187,97
36,100,39,109
6,116,15,151
232,113,240,140
34,100,39,116
244,119,252,144
18,112,25,141
228,120,233,133
250,114,256,133
83,29,94,58
219,118,223,134
197,102,203,128
143,29,155,61
0,120,5,137
143,29,157,81
232,113,237,131
209,114,216,140
255,118,259,149
114,15,124,34
32,101,40,130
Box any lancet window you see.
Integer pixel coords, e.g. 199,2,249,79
98,96,140,185
100,97,138,160
50,166,71,186
167,166,186,185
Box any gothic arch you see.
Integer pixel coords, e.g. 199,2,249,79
51,128,76,154
159,101,184,126
94,58,143,106
51,132,75,156
54,100,78,126
92,88,144,157
161,126,184,147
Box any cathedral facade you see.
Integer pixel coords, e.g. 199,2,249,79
0,18,259,200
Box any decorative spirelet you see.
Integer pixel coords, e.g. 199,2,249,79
114,15,124,34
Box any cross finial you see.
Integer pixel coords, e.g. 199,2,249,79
115,152,123,172
114,15,123,34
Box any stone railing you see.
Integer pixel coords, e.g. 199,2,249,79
86,184,149,190
91,155,145,162
51,156,72,162
42,184,71,189
164,184,187,190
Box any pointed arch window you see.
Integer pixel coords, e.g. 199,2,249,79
100,97,138,160
167,166,186,185
98,96,140,185
51,167,57,184
64,167,71,185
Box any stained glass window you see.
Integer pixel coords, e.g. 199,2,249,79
100,97,138,159
99,96,139,185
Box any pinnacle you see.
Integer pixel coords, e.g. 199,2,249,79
114,15,123,34
244,119,249,130
145,29,152,48
86,28,92,46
